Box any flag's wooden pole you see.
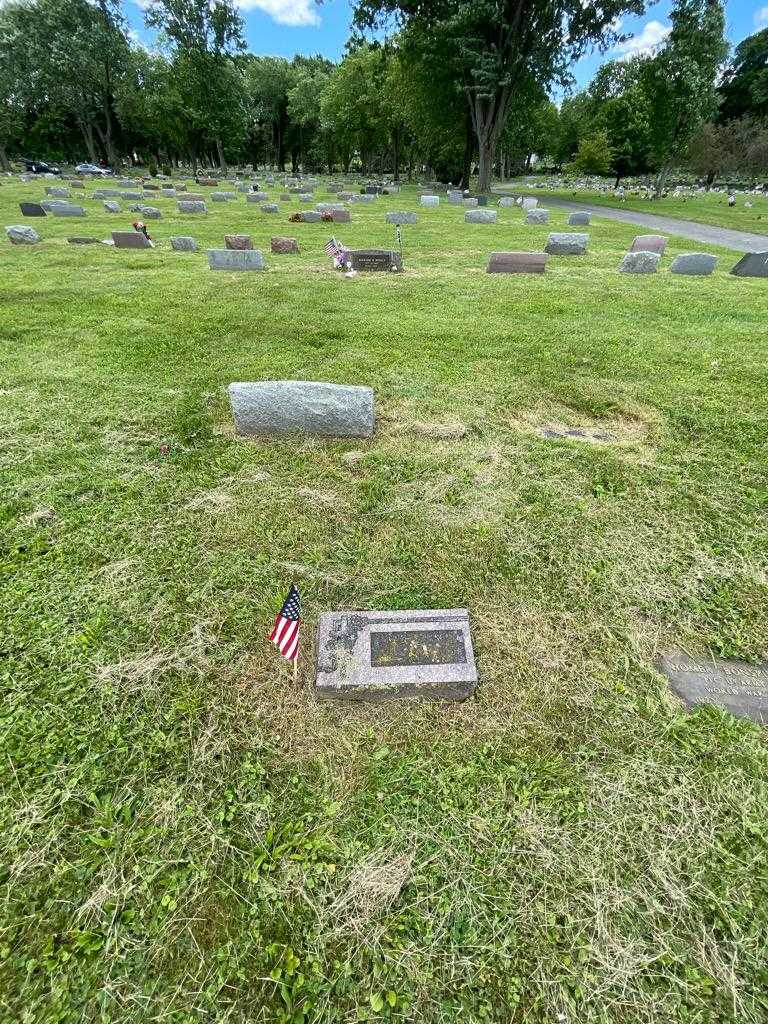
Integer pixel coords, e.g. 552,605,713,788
293,653,298,685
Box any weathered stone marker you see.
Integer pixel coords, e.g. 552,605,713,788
271,236,299,254
486,251,547,274
112,231,153,249
657,651,768,724
208,249,265,271
465,209,497,223
228,380,374,438
629,234,668,254
51,204,86,217
171,236,197,251
525,208,549,225
224,234,253,250
67,236,99,245
545,232,589,255
315,608,478,702
619,251,660,273
730,251,768,278
331,209,351,223
385,211,417,224
669,253,717,276
420,195,439,207
104,201,121,213
178,200,207,214
5,225,40,245
567,211,591,226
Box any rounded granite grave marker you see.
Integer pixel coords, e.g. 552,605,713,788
229,380,374,438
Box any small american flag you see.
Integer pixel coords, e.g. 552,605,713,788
324,237,341,258
268,584,301,661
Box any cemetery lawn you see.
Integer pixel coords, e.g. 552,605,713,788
3,177,768,1024
514,184,768,236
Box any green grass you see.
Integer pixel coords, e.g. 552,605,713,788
2,177,768,1024
506,183,768,236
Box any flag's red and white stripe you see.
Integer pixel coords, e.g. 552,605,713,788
268,584,300,662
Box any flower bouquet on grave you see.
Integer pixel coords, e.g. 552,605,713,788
289,212,302,222
321,212,333,222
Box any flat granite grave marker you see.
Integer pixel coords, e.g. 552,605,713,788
315,608,478,702
260,204,279,213
20,203,46,217
112,231,152,249
67,236,99,245
349,249,403,272
208,249,265,271
630,234,668,254
730,251,768,278
104,201,121,213
657,651,768,724
486,251,547,274
229,380,374,438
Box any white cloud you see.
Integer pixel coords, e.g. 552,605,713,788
235,0,320,27
613,19,671,60
754,6,768,28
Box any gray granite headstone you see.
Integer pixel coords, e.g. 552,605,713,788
45,187,69,197
669,253,717,276
730,252,768,278
462,197,478,209
104,201,121,213
657,651,768,723
51,204,86,217
224,234,253,250
522,197,538,210
619,251,660,273
385,211,417,224
525,208,549,225
229,380,374,438
497,197,516,207
20,203,46,217
545,232,589,255
260,203,279,213
112,231,153,249
208,249,265,271
121,192,144,200
171,236,197,251
447,191,464,205
465,209,497,224
5,225,40,244
315,608,478,702
178,200,207,214
139,206,162,219
420,195,439,207
300,211,322,223
567,211,591,226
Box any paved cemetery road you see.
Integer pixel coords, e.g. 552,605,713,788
496,192,768,253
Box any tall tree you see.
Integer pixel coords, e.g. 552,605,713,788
0,0,130,165
144,0,246,173
589,59,654,184
717,29,768,124
642,0,728,194
350,0,646,192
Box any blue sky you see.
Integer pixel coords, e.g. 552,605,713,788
127,0,767,91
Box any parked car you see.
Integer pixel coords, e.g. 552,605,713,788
22,158,61,175
74,162,112,176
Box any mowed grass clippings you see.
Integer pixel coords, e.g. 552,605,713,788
1,177,768,1024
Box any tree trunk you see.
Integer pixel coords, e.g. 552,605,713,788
190,144,198,177
216,137,227,175
79,121,98,162
469,88,509,194
392,127,400,183
459,107,474,190
654,161,671,197
0,143,10,172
